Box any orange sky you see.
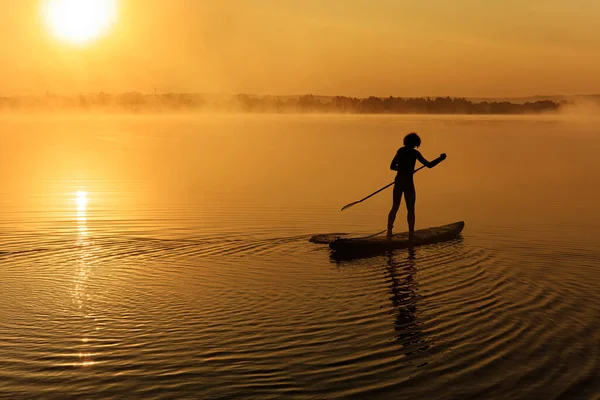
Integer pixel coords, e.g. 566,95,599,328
1,0,599,97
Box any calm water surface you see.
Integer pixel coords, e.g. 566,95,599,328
1,114,600,399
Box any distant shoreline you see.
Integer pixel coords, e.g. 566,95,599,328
1,92,597,114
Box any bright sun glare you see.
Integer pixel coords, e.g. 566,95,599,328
42,0,117,45
75,191,88,211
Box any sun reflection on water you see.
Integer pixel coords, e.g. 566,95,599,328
75,190,88,211
75,190,88,236
72,189,96,367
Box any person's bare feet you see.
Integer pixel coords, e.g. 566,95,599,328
386,229,393,239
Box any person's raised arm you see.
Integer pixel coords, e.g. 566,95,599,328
417,151,446,169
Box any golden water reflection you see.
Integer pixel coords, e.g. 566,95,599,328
73,190,96,367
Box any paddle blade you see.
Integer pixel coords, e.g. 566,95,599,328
341,201,361,211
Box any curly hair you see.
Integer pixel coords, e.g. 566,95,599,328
403,132,421,148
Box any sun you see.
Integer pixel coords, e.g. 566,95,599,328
42,0,118,45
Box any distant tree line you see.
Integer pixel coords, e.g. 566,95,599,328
0,92,565,114
235,94,563,114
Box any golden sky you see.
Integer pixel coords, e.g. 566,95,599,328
1,0,599,97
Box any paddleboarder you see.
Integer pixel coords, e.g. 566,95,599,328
387,133,446,240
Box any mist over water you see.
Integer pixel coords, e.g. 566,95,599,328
1,114,600,399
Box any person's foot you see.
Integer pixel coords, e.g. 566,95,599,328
386,229,393,239
408,231,415,242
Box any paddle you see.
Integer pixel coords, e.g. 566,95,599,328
341,165,427,211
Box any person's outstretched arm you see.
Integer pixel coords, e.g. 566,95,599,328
417,151,446,169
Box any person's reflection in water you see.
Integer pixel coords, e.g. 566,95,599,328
386,248,429,355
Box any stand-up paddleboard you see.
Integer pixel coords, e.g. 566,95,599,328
309,229,387,244
329,221,464,255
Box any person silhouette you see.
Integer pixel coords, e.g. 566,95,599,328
387,133,446,240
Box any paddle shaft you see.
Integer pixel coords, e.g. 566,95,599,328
341,165,426,211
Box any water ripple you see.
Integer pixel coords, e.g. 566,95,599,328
1,219,600,399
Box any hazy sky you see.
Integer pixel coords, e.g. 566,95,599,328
1,0,599,97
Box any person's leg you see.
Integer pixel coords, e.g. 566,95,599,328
405,187,416,240
387,184,403,238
